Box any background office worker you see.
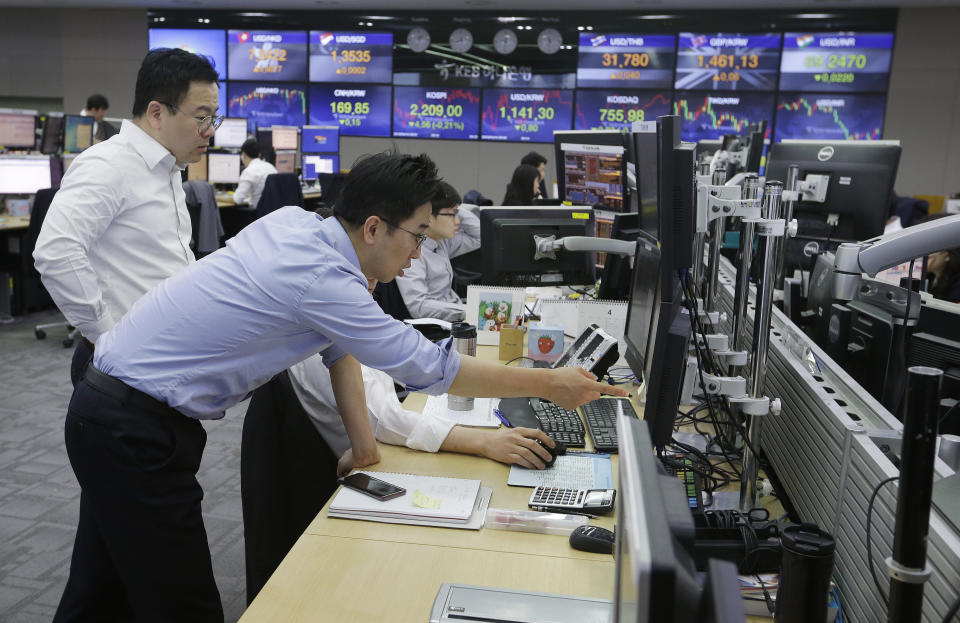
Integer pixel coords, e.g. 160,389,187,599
34,48,220,387
521,150,548,199
502,163,542,206
232,137,277,208
79,93,109,142
396,181,480,321
60,151,624,620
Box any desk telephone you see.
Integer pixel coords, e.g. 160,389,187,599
552,324,619,380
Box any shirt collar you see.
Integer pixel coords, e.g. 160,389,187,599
422,236,441,254
120,120,180,173
320,216,364,277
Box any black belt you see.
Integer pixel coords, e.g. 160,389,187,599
84,365,181,419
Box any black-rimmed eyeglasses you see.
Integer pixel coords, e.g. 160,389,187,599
160,102,224,134
380,217,427,249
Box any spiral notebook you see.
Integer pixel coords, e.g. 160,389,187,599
329,471,483,523
465,286,527,346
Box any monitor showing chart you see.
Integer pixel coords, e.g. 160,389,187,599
214,117,248,148
208,152,241,184
0,113,37,149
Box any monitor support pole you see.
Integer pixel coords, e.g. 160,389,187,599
704,169,727,313
730,174,761,366
774,165,800,292
692,162,711,299
739,181,785,513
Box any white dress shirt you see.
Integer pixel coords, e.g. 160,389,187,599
288,354,455,456
395,206,481,321
233,157,277,209
34,120,194,342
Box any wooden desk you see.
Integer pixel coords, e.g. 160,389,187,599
215,189,323,208
0,215,29,232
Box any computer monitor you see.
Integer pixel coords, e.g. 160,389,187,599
302,154,339,181
656,115,697,303
911,300,960,406
40,114,64,155
271,125,298,151
301,125,339,154
765,140,901,257
0,157,52,194
0,112,37,150
275,150,296,174
187,153,208,182
615,416,738,623
631,125,660,240
207,152,241,184
478,206,596,287
63,115,94,153
597,212,641,301
554,130,629,212
697,559,748,623
622,230,689,448
256,128,272,148
62,153,79,173
214,117,248,149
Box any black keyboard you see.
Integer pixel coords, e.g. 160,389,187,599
530,400,585,447
660,455,705,516
582,398,638,452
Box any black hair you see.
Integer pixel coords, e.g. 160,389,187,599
432,181,461,215
132,48,219,118
260,145,276,166
86,94,109,111
241,138,261,159
502,164,541,206
334,151,441,228
520,151,547,168
917,213,960,302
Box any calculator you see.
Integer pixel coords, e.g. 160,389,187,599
527,486,616,515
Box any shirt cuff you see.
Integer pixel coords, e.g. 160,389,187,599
405,339,461,395
79,315,115,343
404,414,455,453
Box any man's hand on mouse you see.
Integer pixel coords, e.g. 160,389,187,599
481,427,555,470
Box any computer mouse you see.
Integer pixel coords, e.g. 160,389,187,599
569,524,615,554
538,438,566,467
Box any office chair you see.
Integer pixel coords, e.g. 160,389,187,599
254,173,304,220
18,187,78,347
182,180,224,257
372,280,451,342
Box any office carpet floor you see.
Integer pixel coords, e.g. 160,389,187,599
0,309,249,622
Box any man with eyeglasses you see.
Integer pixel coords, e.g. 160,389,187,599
58,150,627,620
396,180,480,321
35,48,221,390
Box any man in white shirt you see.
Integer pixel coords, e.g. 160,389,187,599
232,138,278,209
35,48,221,389
79,93,108,142
396,182,480,321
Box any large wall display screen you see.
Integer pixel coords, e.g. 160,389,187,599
574,89,672,131
227,30,308,81
675,32,781,91
227,82,307,131
779,32,894,92
576,33,676,89
480,88,574,142
148,29,227,79
674,90,775,142
775,92,886,140
309,84,392,137
393,86,481,140
309,31,393,83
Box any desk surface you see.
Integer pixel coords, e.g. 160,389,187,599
0,216,29,232
241,346,770,622
215,188,323,208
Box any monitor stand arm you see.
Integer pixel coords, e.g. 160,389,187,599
533,235,635,265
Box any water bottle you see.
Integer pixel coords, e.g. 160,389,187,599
447,322,477,411
775,523,836,623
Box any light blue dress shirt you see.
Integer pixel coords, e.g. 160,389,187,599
93,207,461,420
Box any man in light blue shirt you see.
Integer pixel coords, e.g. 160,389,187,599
63,151,626,621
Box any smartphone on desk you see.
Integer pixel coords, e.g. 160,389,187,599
338,472,406,501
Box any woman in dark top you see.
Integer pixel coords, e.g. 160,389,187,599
502,164,541,206
928,246,960,303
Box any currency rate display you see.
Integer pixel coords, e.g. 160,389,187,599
393,87,481,140
575,89,672,131
775,93,886,141
309,85,391,137
480,89,574,143
576,33,676,89
780,32,894,92
227,30,308,81
148,29,227,79
674,91,775,142
227,83,307,132
675,33,781,91
309,31,393,83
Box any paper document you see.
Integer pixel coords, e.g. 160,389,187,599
329,487,492,531
404,318,453,330
422,395,500,428
507,454,614,489
330,471,481,521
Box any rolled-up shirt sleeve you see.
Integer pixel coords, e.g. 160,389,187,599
296,267,461,394
33,154,125,341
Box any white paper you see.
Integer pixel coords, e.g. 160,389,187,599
329,487,492,531
507,454,614,489
422,394,500,428
330,471,482,521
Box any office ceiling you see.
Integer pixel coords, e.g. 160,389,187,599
4,0,960,9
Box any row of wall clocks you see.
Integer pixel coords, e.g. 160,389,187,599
406,26,565,55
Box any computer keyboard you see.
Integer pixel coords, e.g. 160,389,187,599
529,400,585,447
582,397,638,453
660,455,705,516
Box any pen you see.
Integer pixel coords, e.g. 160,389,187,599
493,408,512,428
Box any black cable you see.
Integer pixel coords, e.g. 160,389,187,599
943,593,960,623
504,355,535,366
866,476,899,607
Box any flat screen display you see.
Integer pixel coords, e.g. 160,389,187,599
392,86,481,140
207,152,240,184
780,32,894,92
301,126,339,153
309,31,393,83
303,154,339,179
0,157,51,194
560,142,625,211
227,82,307,133
675,32,781,91
213,117,248,148
576,33,676,89
308,84,391,137
674,91,775,142
275,150,296,174
0,113,36,149
775,92,886,141
574,90,672,131
227,30,308,82
480,88,574,143
63,115,93,153
148,28,227,79
271,125,298,150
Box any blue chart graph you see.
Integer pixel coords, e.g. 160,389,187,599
775,93,885,141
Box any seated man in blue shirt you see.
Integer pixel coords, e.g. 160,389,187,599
58,150,627,622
